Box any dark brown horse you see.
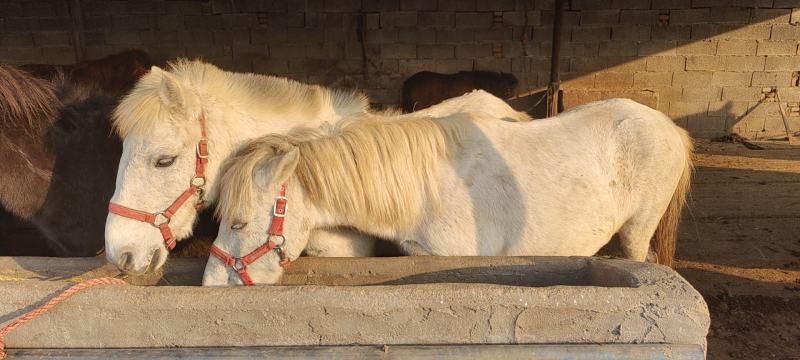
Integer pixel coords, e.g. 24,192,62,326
401,71,519,113
0,62,218,257
20,50,151,96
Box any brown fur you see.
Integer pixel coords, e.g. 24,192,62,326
653,130,694,267
402,71,518,113
21,50,151,96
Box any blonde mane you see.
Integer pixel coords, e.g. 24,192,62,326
217,115,466,231
112,59,368,138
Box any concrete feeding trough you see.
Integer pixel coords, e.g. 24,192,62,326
0,256,709,358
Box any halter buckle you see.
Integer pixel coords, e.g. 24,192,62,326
196,139,209,159
232,258,246,271
273,196,288,217
152,212,170,227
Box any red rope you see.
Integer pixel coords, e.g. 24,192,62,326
0,277,126,359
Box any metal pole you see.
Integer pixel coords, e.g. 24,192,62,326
547,0,564,117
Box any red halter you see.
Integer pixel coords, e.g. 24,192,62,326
209,184,292,286
107,114,210,250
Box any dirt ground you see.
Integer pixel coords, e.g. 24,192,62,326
676,140,800,360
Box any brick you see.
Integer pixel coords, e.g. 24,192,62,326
721,87,764,101
455,43,493,58
651,0,691,8
680,87,721,103
501,11,526,26
612,0,652,9
595,72,634,88
687,117,726,137
33,31,71,46
540,10,582,26
436,29,474,43
4,17,40,31
732,0,773,7
474,28,514,41
646,56,686,71
775,0,800,7
40,46,76,64
757,41,799,55
686,56,764,71
250,28,288,43
105,31,141,45
669,101,708,118
571,0,612,10
398,0,437,10
156,15,184,30
381,43,416,59
752,71,795,86
113,15,153,30
773,24,800,41
0,32,34,47
751,8,792,23
435,59,474,73
398,29,437,44
580,10,621,25
362,0,399,12
475,58,512,72
674,71,713,86
572,27,611,42
793,8,800,25
502,41,525,57
716,39,758,55
455,12,493,28
619,10,658,24
708,101,750,118
381,12,418,28
288,28,325,43
267,44,305,59
651,26,691,40
418,12,455,27
711,71,752,86
562,42,600,56
691,0,732,7
634,71,673,87
476,0,515,11
438,0,476,11
599,41,637,56
708,7,751,23
691,24,771,40
417,44,455,59
560,73,596,88
638,41,677,56
765,56,800,70
677,40,717,55
323,0,360,12
611,25,651,41
572,56,645,72
38,17,71,30
671,9,710,24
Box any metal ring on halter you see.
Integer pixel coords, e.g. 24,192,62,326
191,176,206,187
232,258,246,271
152,212,170,227
270,234,286,247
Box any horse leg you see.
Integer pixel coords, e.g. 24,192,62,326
616,215,661,262
304,227,377,257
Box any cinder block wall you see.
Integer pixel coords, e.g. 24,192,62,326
1,0,799,138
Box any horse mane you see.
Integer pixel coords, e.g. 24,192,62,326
217,115,465,231
113,58,369,138
0,64,60,139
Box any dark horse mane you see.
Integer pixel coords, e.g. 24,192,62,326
0,65,60,141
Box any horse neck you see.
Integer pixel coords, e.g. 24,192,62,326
0,133,54,218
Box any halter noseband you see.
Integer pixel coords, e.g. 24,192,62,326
209,184,292,286
107,113,209,250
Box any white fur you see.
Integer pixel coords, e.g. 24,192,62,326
105,59,524,273
203,99,692,286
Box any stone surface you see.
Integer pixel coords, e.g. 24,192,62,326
0,257,709,350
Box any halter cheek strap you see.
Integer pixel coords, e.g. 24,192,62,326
108,113,209,250
209,184,292,286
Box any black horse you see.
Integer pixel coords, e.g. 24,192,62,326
401,70,519,113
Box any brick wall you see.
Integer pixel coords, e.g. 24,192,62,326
1,0,799,138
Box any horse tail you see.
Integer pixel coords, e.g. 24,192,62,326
653,128,694,267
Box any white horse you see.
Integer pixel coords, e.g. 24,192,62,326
105,59,529,274
203,99,694,286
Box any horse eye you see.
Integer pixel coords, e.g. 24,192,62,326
231,223,247,230
155,156,177,168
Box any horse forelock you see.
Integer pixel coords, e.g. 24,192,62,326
216,115,465,232
0,64,60,140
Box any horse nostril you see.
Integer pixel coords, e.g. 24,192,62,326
118,252,134,272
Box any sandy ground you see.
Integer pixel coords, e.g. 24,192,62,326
676,140,800,360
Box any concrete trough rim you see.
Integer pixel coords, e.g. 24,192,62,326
0,256,709,351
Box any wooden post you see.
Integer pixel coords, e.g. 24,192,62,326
67,0,85,62
547,0,565,117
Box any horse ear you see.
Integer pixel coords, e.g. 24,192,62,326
156,69,187,111
257,148,300,190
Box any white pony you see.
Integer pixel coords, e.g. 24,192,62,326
203,99,694,286
105,59,528,274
